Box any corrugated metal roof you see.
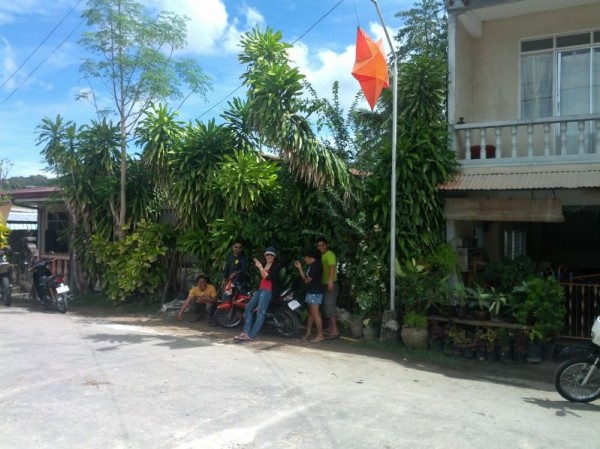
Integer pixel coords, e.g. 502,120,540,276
439,163,600,191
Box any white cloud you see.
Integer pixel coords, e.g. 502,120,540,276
152,0,264,56
0,37,19,91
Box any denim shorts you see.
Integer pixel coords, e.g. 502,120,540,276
305,293,323,306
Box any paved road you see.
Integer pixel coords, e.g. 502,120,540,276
1,301,599,449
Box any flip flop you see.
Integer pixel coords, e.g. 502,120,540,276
234,333,253,342
310,337,324,343
325,334,340,340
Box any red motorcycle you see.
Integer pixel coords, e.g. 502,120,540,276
214,276,302,338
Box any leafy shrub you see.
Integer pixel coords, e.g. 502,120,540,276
91,220,169,301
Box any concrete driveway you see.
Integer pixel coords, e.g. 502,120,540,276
1,297,598,449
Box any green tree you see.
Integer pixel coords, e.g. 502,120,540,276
238,27,350,191
78,0,210,239
394,0,448,63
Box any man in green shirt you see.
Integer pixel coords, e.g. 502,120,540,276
317,237,340,339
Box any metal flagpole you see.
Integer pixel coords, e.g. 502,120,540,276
370,0,398,312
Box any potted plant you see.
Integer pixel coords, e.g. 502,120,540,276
452,280,469,318
479,327,499,362
348,313,365,338
526,328,544,363
488,289,508,322
512,277,566,338
401,310,428,349
362,318,377,340
447,325,468,357
466,284,492,320
496,328,512,363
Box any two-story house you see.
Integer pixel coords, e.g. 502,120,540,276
443,0,600,336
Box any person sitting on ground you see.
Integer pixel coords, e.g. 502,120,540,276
177,274,218,324
294,248,324,343
234,247,280,342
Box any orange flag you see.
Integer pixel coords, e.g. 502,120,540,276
351,27,389,110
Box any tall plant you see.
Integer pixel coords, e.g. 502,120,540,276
78,0,209,239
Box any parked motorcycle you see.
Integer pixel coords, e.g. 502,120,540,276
30,259,70,313
214,277,302,338
0,247,12,306
554,316,600,402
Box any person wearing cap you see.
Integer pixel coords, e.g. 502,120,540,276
294,248,324,343
176,274,218,323
234,247,280,342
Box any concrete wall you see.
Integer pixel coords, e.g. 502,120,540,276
454,3,600,124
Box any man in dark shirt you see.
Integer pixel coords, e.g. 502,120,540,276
222,240,248,297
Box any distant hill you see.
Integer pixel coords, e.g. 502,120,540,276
0,175,54,190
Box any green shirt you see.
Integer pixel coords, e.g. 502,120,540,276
321,249,337,284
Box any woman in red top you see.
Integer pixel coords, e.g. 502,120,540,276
235,247,280,341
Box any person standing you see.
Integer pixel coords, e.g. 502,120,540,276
294,249,324,343
176,274,218,322
234,247,280,342
317,237,340,339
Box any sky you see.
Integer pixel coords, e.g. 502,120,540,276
0,0,412,178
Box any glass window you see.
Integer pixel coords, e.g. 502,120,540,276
557,33,590,48
521,52,553,118
504,228,526,260
521,38,553,52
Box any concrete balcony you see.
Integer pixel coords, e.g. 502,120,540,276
452,113,600,166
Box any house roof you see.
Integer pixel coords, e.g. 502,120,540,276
1,187,60,206
439,163,600,191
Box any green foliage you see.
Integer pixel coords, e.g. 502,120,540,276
90,221,169,301
403,310,428,330
528,328,544,343
347,225,387,314
512,277,566,338
136,103,185,189
395,258,446,313
479,255,536,292
394,0,448,63
238,27,350,191
169,120,232,230
0,210,10,248
465,285,493,311
213,151,280,212
78,0,210,236
476,327,498,351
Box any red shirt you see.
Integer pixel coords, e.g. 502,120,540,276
259,268,273,291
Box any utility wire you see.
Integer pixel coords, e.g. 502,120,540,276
0,18,85,106
197,0,346,119
0,0,83,92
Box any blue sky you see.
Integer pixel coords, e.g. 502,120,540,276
0,0,411,177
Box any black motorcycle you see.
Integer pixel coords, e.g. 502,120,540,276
0,248,12,306
30,259,70,313
554,316,600,403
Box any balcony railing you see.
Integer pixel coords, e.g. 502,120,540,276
452,114,600,165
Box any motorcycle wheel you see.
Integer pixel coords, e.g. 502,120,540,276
1,276,11,306
554,357,600,403
272,306,299,338
56,292,68,314
214,307,242,328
